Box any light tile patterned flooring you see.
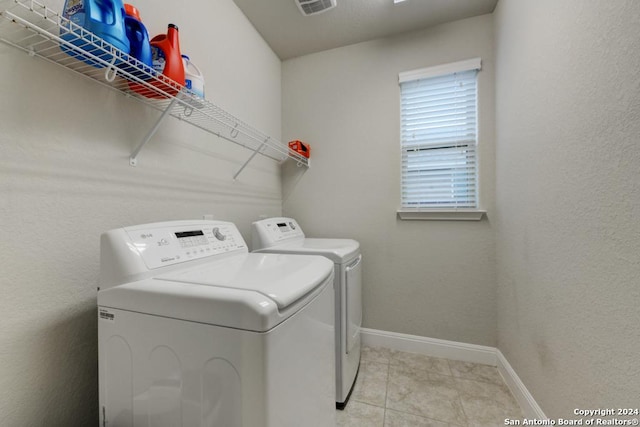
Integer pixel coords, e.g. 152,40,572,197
337,346,523,427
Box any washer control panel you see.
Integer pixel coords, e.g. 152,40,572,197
252,217,305,247
124,221,246,269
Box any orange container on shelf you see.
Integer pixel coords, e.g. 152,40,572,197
288,140,310,158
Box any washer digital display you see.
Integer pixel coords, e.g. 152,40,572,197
277,223,291,232
175,230,204,238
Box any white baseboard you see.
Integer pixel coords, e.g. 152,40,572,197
361,327,497,365
360,328,547,421
497,350,548,420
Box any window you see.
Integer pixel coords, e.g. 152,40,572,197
398,58,484,220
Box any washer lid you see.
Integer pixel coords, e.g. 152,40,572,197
256,238,360,263
156,252,332,309
97,253,334,332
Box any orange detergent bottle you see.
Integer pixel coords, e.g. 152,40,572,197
129,23,185,98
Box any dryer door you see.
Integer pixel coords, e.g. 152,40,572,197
345,254,362,354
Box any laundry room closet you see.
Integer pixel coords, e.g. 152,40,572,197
2,0,639,425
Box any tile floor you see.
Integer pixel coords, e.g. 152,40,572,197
337,346,523,427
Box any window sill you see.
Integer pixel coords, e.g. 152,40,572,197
397,209,486,221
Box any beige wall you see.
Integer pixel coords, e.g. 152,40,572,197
494,0,640,417
282,14,497,346
0,0,282,425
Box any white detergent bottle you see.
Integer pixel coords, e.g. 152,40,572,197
182,55,205,98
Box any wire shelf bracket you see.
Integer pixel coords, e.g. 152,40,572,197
233,138,268,180
130,95,180,166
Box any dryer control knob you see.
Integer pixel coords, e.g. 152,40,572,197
212,227,226,241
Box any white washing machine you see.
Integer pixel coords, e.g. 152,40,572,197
97,220,336,427
251,217,362,409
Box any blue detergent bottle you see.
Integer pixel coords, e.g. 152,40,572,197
123,4,153,77
61,0,130,68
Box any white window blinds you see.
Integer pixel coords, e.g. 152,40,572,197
399,59,480,209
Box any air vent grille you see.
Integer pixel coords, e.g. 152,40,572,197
296,0,337,16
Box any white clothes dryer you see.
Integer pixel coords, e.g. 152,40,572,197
98,220,336,427
251,217,362,409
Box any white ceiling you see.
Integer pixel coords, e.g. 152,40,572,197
232,0,498,60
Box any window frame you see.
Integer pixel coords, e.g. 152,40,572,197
397,58,486,221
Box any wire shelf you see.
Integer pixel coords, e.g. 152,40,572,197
0,0,309,171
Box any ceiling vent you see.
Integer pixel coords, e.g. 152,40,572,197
296,0,337,16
